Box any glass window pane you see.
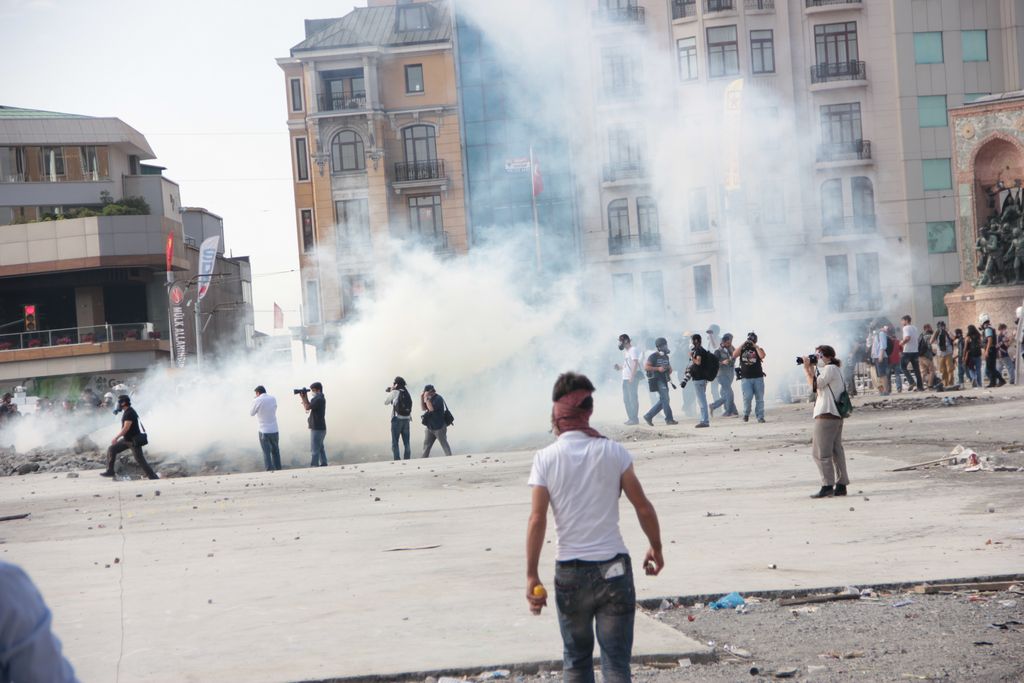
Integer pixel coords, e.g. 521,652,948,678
914,32,943,64
694,265,713,311
962,30,988,62
931,284,957,318
405,64,424,93
964,92,990,103
926,221,957,253
922,158,952,191
918,95,947,127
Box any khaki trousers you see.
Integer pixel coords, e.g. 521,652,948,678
919,357,936,388
937,355,954,386
812,417,849,486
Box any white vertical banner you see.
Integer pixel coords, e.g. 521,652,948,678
196,236,220,301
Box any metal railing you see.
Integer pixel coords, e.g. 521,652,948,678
317,91,367,112
0,323,161,353
817,139,872,162
811,60,867,83
432,230,450,253
806,0,862,7
671,0,697,19
705,0,734,12
593,4,646,24
609,232,661,255
823,214,877,236
603,161,647,182
0,173,110,184
745,0,774,8
394,159,446,182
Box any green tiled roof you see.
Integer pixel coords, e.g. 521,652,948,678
0,106,94,119
292,1,450,53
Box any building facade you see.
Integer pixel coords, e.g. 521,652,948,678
0,106,254,393
278,0,467,347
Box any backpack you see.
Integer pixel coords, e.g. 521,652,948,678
395,388,412,417
702,348,720,381
885,335,895,357
918,334,930,355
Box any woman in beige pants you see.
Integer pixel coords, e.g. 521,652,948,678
801,345,850,499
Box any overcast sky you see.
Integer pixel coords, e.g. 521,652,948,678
0,0,359,332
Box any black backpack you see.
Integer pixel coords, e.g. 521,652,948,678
395,388,412,417
701,349,720,381
885,335,895,357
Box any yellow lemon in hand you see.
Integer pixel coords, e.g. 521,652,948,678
533,585,547,598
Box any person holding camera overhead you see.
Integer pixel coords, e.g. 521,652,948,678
733,332,767,423
420,384,453,458
298,382,328,467
801,346,850,499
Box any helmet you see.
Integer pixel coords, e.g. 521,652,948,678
978,312,990,325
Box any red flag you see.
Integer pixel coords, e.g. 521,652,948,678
273,303,284,329
164,231,175,272
531,147,544,197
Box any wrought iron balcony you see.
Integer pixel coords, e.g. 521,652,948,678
593,4,646,25
745,0,774,9
823,214,877,236
811,60,867,83
609,232,661,255
817,139,872,162
603,161,646,183
394,159,446,182
806,0,861,7
317,91,367,112
705,0,734,12
671,0,697,19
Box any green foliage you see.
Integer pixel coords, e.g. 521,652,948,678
24,196,150,222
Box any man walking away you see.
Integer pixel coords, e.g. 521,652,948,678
643,338,677,426
868,325,891,395
733,332,767,423
918,324,939,390
710,333,738,416
251,386,281,471
688,333,718,428
933,322,955,387
997,323,1016,384
614,334,642,425
900,315,924,391
101,395,158,480
300,382,328,466
385,376,413,460
420,385,453,457
980,315,1004,387
525,372,663,683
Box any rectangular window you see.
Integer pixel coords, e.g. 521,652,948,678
335,199,370,245
290,78,304,112
922,158,952,191
707,25,739,78
694,264,713,311
409,194,443,237
405,64,424,93
80,146,99,179
914,32,943,64
305,280,321,325
750,30,775,74
689,187,709,232
962,30,988,62
397,5,430,32
611,273,635,312
641,271,665,322
300,209,315,253
820,102,862,145
295,137,309,181
0,147,23,182
926,221,957,253
918,95,948,128
855,252,880,303
825,254,849,312
40,146,65,178
931,284,957,318
964,92,990,103
814,22,858,64
602,49,641,94
768,258,790,288
677,37,698,81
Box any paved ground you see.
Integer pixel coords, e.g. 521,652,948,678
0,386,1022,682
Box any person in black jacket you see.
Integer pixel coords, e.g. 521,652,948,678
420,384,453,457
687,333,717,428
101,395,158,480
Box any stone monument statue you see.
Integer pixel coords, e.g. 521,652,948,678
975,180,1024,286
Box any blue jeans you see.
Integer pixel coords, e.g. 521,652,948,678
621,377,640,423
957,357,965,386
692,379,709,424
555,555,635,683
998,356,1016,384
258,432,281,471
643,383,673,423
391,417,411,460
741,377,765,420
710,373,736,415
967,356,982,387
309,429,327,466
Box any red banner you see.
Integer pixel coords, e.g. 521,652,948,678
165,231,175,272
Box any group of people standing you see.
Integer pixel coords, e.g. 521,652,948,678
616,328,768,429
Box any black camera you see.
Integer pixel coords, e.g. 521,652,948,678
735,367,743,381
795,353,817,365
293,388,309,395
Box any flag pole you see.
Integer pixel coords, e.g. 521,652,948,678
530,146,542,271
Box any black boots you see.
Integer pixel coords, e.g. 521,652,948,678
835,484,848,496
810,485,834,499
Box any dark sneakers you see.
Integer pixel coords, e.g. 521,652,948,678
99,470,114,478
643,416,654,426
810,485,835,499
695,422,709,428
665,419,679,425
835,484,848,496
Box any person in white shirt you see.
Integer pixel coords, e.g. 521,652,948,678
801,346,849,499
250,386,281,471
613,334,643,425
384,376,413,460
525,372,663,683
867,326,890,395
900,315,924,391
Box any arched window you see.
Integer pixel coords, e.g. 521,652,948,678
402,125,437,164
637,196,658,235
608,199,630,238
331,130,365,173
851,176,875,230
821,178,843,233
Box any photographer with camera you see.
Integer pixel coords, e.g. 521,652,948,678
709,333,738,417
251,385,281,471
686,333,718,428
385,376,413,460
614,334,642,425
733,332,767,423
100,395,158,480
800,346,850,499
297,382,328,467
643,338,677,426
420,384,453,457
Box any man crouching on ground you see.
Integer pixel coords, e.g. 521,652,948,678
525,372,664,683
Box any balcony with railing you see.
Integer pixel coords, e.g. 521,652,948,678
705,0,735,13
671,0,697,19
810,60,867,85
609,232,661,255
817,139,872,164
593,4,646,25
823,214,877,236
394,159,446,183
745,0,774,10
603,160,647,183
317,91,367,113
805,0,863,10
0,323,167,357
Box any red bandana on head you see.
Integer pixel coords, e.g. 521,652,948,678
552,389,604,439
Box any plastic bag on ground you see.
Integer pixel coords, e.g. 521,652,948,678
709,591,745,610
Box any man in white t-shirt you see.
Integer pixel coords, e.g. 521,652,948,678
614,334,643,425
899,315,924,391
525,372,663,683
250,385,281,471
